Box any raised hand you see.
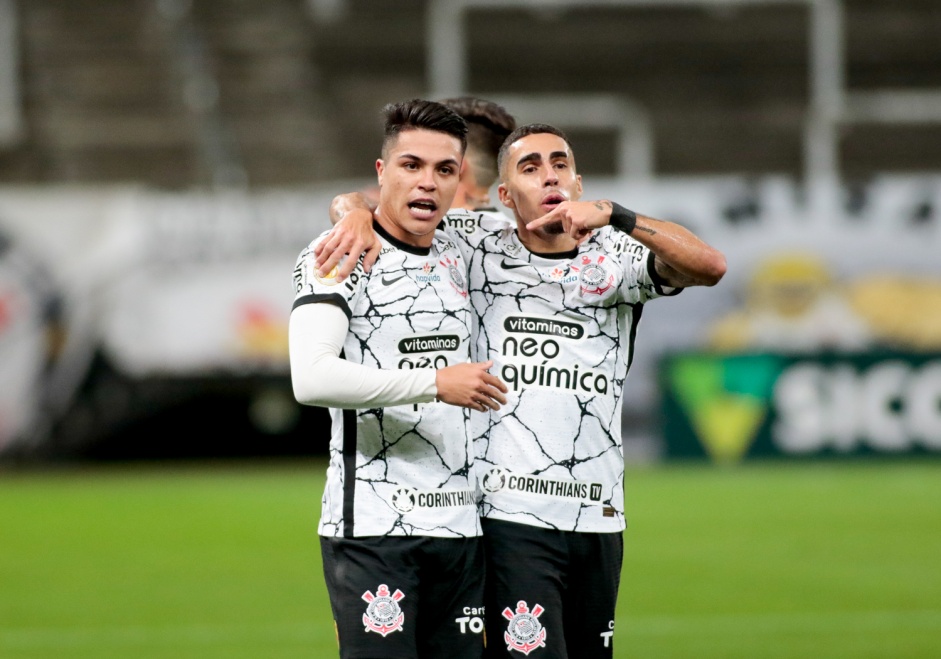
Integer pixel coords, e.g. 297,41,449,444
525,200,613,242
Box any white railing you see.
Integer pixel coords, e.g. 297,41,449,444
156,0,247,187
485,94,654,179
426,0,941,195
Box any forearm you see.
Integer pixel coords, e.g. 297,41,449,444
329,192,375,227
611,203,727,287
289,304,437,408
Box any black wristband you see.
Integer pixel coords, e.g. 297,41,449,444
610,203,637,234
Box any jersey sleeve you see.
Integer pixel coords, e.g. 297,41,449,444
289,302,438,409
442,209,512,259
644,250,684,299
291,234,364,318
607,228,683,303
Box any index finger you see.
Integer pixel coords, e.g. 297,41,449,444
525,206,562,231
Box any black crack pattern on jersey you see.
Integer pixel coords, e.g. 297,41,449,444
446,214,670,532
294,231,478,539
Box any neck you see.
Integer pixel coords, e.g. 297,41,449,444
514,217,578,254
374,207,434,248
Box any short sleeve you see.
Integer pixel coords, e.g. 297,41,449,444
605,228,683,303
291,234,366,318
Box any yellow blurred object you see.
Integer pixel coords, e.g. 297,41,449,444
237,301,289,360
848,276,941,351
748,253,832,318
709,252,873,353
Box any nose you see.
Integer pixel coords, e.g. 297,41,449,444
418,166,436,191
542,164,559,186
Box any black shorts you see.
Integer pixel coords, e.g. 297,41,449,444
320,534,486,659
480,518,623,659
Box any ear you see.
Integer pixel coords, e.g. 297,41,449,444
573,174,583,200
497,183,514,209
375,159,384,186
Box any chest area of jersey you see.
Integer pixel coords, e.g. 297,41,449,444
356,246,468,314
474,242,624,308
347,247,470,366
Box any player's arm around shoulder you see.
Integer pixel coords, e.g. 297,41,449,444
315,191,382,281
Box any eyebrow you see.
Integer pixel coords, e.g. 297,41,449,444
397,153,460,168
516,150,570,169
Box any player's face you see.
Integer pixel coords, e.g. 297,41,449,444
498,133,583,230
376,128,463,246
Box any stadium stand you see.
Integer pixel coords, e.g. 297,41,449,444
1,0,940,461
2,0,941,186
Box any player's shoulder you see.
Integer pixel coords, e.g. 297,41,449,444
295,233,325,266
431,225,463,255
592,225,647,260
297,228,333,258
443,208,513,237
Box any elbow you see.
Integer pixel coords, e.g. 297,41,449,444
292,375,326,408
701,251,728,287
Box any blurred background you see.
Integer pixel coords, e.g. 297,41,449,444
1,0,940,463
2,2,940,658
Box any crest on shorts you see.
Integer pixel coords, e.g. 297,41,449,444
503,600,547,655
362,584,405,636
578,254,614,295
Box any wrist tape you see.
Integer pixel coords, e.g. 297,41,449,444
610,203,637,234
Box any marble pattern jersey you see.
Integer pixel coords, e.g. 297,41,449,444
444,209,681,532
293,222,479,538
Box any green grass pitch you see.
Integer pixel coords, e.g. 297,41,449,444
1,459,939,658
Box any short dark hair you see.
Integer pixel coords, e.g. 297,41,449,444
497,123,572,177
381,99,468,157
439,97,516,189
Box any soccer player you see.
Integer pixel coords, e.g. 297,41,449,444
317,123,727,657
438,96,517,211
289,99,507,659
316,96,517,280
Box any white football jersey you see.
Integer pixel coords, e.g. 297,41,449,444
292,221,478,538
444,209,681,532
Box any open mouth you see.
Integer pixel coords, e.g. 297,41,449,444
540,192,566,211
408,199,438,219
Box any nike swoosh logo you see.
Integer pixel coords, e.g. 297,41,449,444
381,273,408,286
500,259,528,270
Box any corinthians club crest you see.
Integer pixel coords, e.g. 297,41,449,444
481,467,507,494
362,584,405,636
391,486,416,513
503,600,547,655
440,255,467,298
578,254,614,295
